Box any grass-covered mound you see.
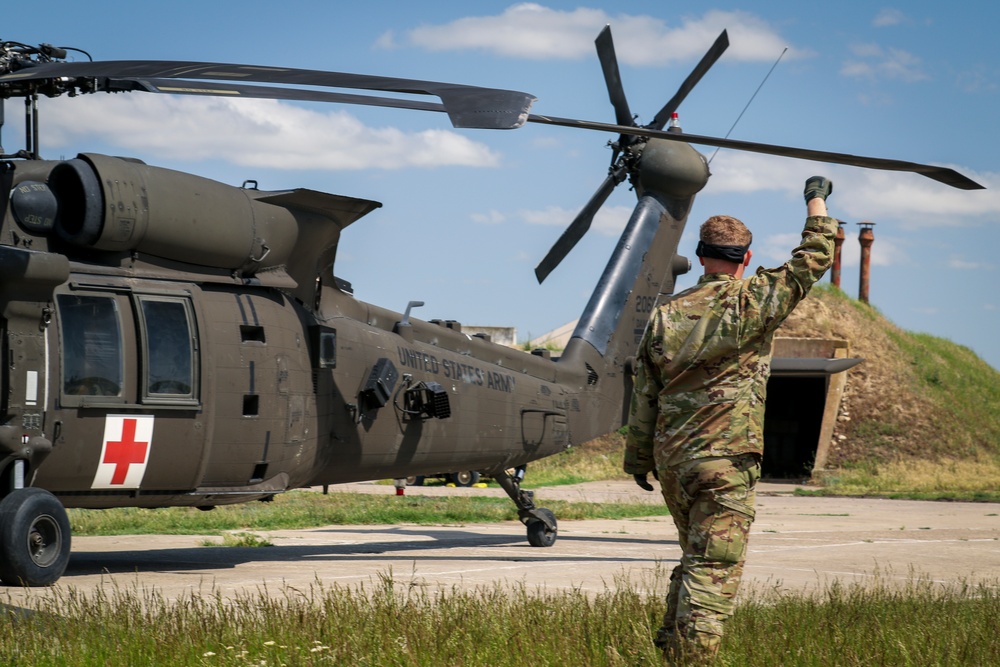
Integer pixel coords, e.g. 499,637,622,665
777,284,1000,498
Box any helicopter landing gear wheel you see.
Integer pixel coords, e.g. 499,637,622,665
0,488,72,586
448,470,480,487
495,466,558,547
526,507,557,547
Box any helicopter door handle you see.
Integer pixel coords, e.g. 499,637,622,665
249,244,271,263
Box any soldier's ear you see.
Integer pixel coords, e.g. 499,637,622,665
743,249,753,267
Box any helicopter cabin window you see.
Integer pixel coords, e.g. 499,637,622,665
57,294,124,399
311,326,337,369
137,296,198,402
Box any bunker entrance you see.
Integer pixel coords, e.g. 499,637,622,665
762,376,827,478
761,338,864,481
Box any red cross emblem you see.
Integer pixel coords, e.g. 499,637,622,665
93,415,154,489
103,419,149,485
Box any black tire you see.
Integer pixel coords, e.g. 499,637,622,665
0,488,72,586
406,476,425,486
449,471,480,487
526,508,557,547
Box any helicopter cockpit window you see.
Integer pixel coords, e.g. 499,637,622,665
57,294,124,398
138,297,196,399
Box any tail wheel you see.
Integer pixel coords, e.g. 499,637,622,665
0,488,72,586
449,471,480,487
526,507,557,547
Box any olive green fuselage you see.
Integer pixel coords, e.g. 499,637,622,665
0,145,706,509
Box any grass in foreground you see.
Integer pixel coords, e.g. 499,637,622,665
2,573,998,666
67,490,666,537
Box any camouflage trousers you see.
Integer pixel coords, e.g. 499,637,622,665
655,453,760,665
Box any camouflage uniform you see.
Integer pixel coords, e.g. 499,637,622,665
624,214,836,662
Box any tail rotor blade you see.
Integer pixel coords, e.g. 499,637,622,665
595,25,634,128
649,29,729,130
536,28,730,282
535,168,625,283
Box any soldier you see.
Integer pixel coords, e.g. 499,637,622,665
624,176,837,663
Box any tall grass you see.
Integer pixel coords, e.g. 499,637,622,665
728,576,1000,666
2,572,998,666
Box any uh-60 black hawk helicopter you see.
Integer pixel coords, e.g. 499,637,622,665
0,28,982,586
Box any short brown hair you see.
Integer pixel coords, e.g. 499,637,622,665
700,215,752,247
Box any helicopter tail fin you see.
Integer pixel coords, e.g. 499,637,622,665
557,140,709,441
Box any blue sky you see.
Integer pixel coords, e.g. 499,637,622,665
5,2,999,370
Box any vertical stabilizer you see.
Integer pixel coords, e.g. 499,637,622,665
558,138,709,441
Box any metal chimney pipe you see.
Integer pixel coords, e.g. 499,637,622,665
832,221,846,287
858,222,875,304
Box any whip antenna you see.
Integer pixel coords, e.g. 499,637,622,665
708,46,788,164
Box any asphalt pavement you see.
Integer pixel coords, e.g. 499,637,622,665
5,480,999,606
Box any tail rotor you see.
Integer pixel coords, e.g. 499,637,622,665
534,27,729,283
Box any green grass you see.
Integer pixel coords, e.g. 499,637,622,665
67,490,666,537
526,432,626,486
886,328,1000,460
809,455,1000,502
727,576,1000,666
2,572,997,666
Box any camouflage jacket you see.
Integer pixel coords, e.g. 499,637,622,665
624,215,837,473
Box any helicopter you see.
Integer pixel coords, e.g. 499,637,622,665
0,28,982,587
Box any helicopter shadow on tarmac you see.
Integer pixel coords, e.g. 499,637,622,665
62,525,680,579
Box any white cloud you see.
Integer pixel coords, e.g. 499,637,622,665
707,152,806,194
757,232,802,264
842,231,907,267
948,255,994,270
841,44,927,83
385,5,801,65
518,204,633,235
593,205,638,234
755,228,905,268
707,152,1000,228
472,209,507,224
849,43,884,58
519,205,574,227
873,9,906,27
841,168,1000,226
40,95,500,170
374,30,398,50
957,66,1000,94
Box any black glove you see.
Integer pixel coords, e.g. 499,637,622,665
633,473,654,492
804,176,833,202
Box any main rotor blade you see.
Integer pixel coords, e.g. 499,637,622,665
527,113,984,190
595,26,633,128
535,166,627,283
0,60,536,130
649,30,729,130
120,78,450,114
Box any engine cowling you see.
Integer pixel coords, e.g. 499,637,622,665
47,153,298,273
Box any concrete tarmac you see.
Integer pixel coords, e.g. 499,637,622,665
6,481,1000,606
